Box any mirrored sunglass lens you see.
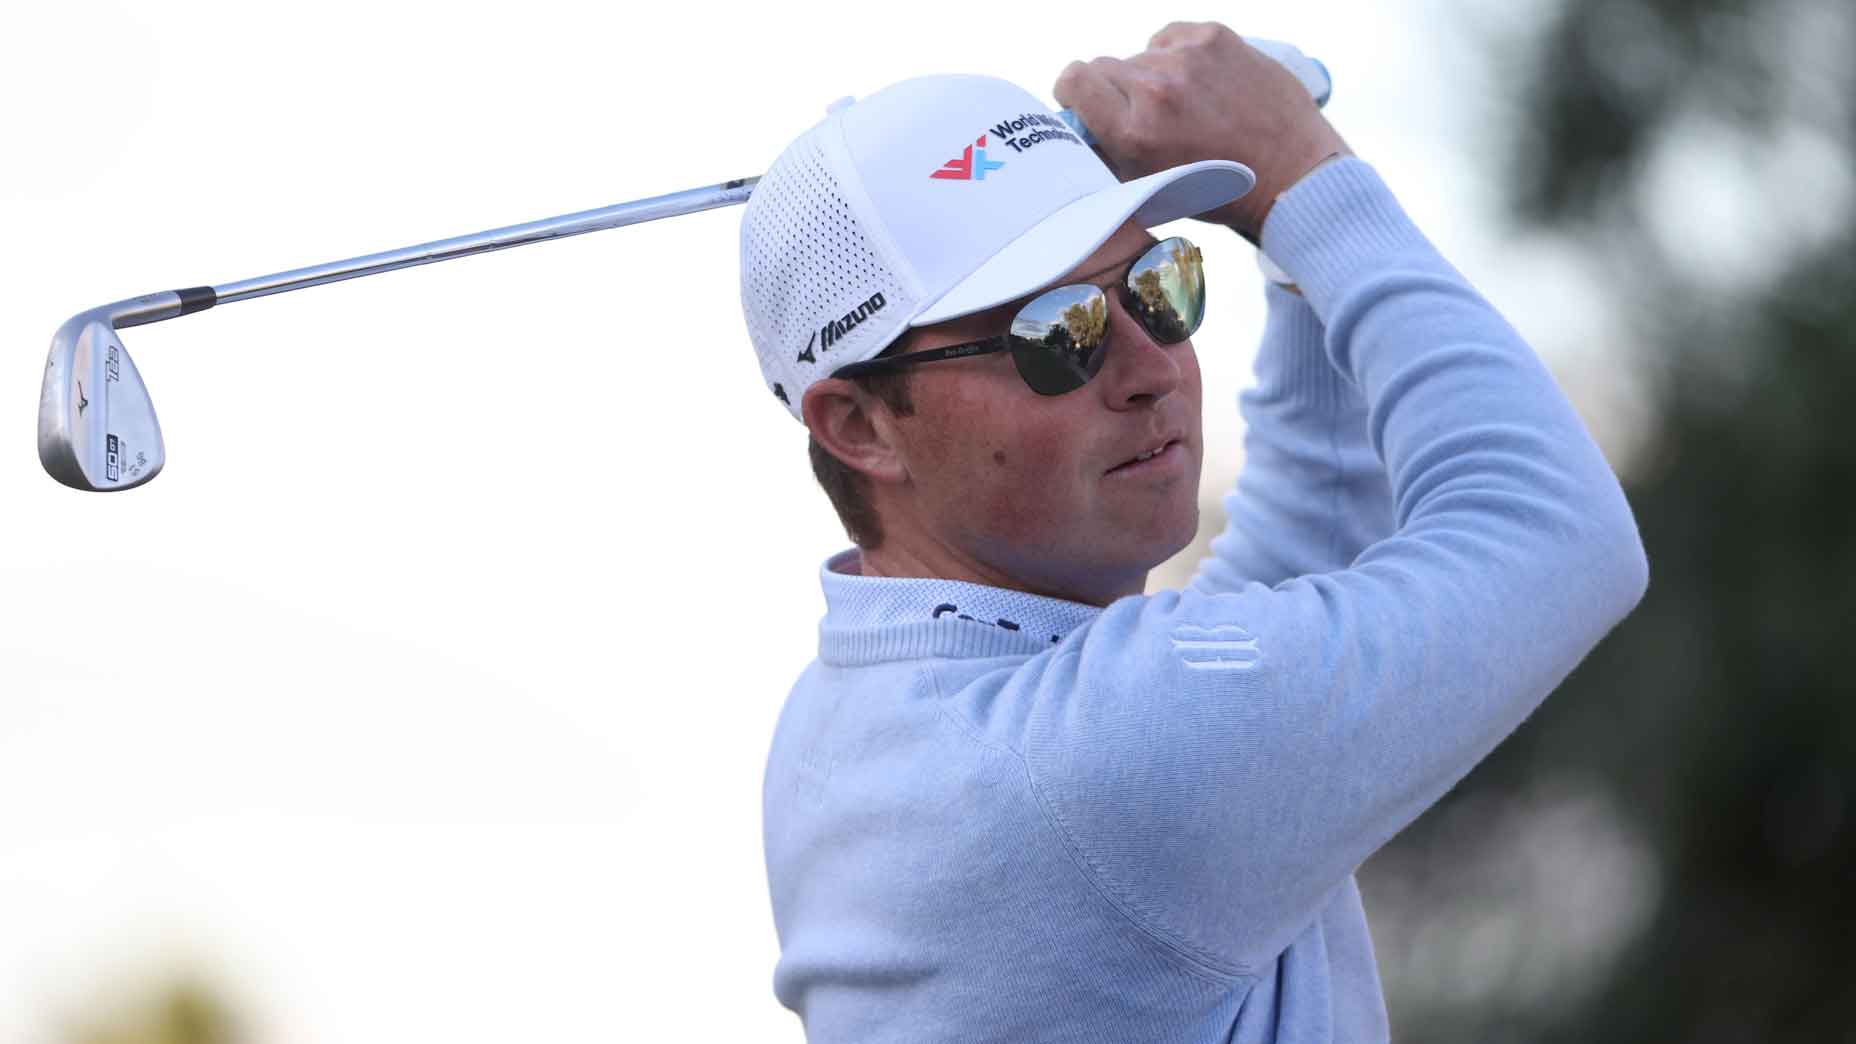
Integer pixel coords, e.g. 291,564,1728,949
1126,236,1205,344
1007,284,1110,395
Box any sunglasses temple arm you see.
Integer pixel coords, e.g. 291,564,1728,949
831,337,1013,380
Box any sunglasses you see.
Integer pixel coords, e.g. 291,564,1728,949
831,236,1205,396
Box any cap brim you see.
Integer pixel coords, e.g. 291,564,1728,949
910,159,1254,326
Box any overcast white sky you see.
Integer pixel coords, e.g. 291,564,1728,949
1,1,1640,1040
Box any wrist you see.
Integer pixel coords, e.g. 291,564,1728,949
1228,147,1353,244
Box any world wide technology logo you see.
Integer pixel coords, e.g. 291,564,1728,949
931,135,1006,181
930,115,1084,180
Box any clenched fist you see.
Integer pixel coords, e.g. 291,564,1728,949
1054,22,1351,243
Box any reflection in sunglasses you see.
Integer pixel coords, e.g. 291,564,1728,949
1062,296,1108,348
1130,240,1203,345
1042,295,1107,369
829,236,1203,398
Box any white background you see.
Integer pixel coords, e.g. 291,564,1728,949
1,1,1640,1040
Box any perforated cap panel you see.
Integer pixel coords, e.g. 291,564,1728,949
741,132,915,420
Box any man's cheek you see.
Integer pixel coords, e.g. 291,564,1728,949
978,442,1078,529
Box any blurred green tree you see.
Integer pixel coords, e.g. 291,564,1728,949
64,977,242,1044
1362,0,1856,1040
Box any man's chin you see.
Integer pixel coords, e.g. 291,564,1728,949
1107,503,1203,584
1157,509,1204,568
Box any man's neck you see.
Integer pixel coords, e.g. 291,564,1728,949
854,542,1143,608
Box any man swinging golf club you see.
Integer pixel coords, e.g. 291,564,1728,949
744,22,1649,1043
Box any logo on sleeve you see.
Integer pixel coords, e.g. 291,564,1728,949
1170,624,1262,672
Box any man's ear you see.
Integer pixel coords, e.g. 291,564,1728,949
802,378,909,485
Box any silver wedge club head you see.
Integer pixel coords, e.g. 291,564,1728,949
38,292,198,492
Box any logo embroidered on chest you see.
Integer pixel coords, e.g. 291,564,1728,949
1170,624,1262,672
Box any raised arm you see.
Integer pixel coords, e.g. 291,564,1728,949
956,153,1648,978
1055,23,1394,591
1188,281,1396,591
967,23,1654,978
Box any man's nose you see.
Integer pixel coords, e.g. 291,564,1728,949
1096,295,1184,409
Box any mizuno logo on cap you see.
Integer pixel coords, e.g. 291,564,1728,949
931,135,1007,181
797,291,888,363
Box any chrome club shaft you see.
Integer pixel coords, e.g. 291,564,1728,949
37,177,759,492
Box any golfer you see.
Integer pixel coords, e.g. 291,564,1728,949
741,22,1648,1043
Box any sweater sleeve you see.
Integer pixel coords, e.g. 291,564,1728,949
981,158,1650,979
1187,281,1397,593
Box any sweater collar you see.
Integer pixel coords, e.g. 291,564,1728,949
816,550,1102,666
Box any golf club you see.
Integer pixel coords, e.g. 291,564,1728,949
37,39,1329,493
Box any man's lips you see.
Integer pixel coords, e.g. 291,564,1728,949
1106,436,1186,475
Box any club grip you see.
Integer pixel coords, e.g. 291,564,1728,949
1056,36,1331,147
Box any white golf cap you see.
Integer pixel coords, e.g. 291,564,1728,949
740,73,1254,420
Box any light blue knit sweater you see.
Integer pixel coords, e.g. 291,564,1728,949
761,158,1650,1043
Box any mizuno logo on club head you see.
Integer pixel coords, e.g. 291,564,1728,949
931,135,1007,181
797,291,887,363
